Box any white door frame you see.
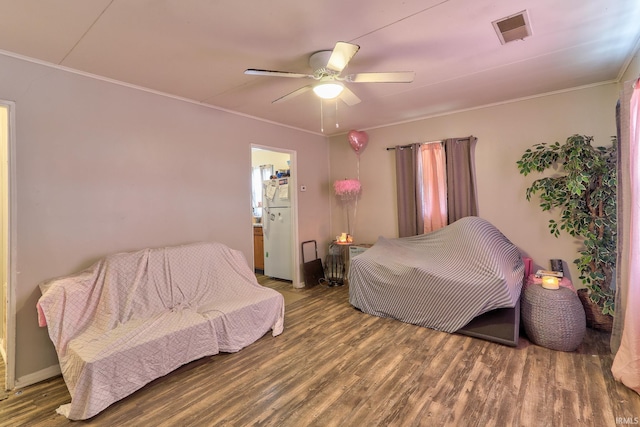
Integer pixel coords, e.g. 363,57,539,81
250,144,301,288
1,100,16,390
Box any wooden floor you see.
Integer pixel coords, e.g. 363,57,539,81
2,278,639,427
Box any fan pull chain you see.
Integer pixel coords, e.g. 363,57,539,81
320,99,324,133
335,100,339,129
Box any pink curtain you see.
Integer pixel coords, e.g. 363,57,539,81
612,79,640,394
420,143,447,233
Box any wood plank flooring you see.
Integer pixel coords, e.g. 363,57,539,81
1,278,639,426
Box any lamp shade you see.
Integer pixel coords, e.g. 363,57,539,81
334,179,361,199
313,82,344,99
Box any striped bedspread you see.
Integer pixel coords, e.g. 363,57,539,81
348,216,524,333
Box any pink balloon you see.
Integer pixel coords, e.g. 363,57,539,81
348,130,369,155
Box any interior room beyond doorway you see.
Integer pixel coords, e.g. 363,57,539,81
251,147,294,285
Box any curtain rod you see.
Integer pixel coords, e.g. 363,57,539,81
386,140,442,151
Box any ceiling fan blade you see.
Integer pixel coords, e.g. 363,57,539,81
326,42,360,73
245,69,313,79
346,71,415,83
272,85,312,104
339,87,361,106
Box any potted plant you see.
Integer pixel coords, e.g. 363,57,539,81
516,134,617,331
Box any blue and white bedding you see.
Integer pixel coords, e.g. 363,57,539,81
348,216,524,333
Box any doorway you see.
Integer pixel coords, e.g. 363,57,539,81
251,146,300,288
0,101,15,391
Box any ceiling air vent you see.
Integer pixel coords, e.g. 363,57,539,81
492,10,532,44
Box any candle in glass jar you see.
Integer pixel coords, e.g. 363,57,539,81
541,275,559,290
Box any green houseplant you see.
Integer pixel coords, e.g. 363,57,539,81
516,134,617,326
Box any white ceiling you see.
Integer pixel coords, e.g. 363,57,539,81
1,0,639,136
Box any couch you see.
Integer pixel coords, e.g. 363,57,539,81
349,216,524,345
37,241,285,420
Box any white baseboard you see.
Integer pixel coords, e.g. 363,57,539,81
14,364,61,389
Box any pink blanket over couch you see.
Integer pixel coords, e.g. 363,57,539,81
37,242,284,420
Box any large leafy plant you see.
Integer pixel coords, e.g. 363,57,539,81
516,134,617,315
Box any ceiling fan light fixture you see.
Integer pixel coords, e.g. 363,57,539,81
313,82,344,99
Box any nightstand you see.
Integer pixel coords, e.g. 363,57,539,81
521,281,586,352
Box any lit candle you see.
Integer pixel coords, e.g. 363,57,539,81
541,275,559,290
340,232,347,242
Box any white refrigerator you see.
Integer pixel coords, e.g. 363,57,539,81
262,178,292,281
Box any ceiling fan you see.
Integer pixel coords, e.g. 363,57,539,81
244,42,415,105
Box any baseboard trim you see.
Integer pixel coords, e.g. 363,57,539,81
14,364,61,389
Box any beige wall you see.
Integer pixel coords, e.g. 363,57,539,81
329,83,619,287
251,149,290,172
0,52,332,383
621,49,640,84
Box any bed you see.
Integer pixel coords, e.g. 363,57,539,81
348,216,525,346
